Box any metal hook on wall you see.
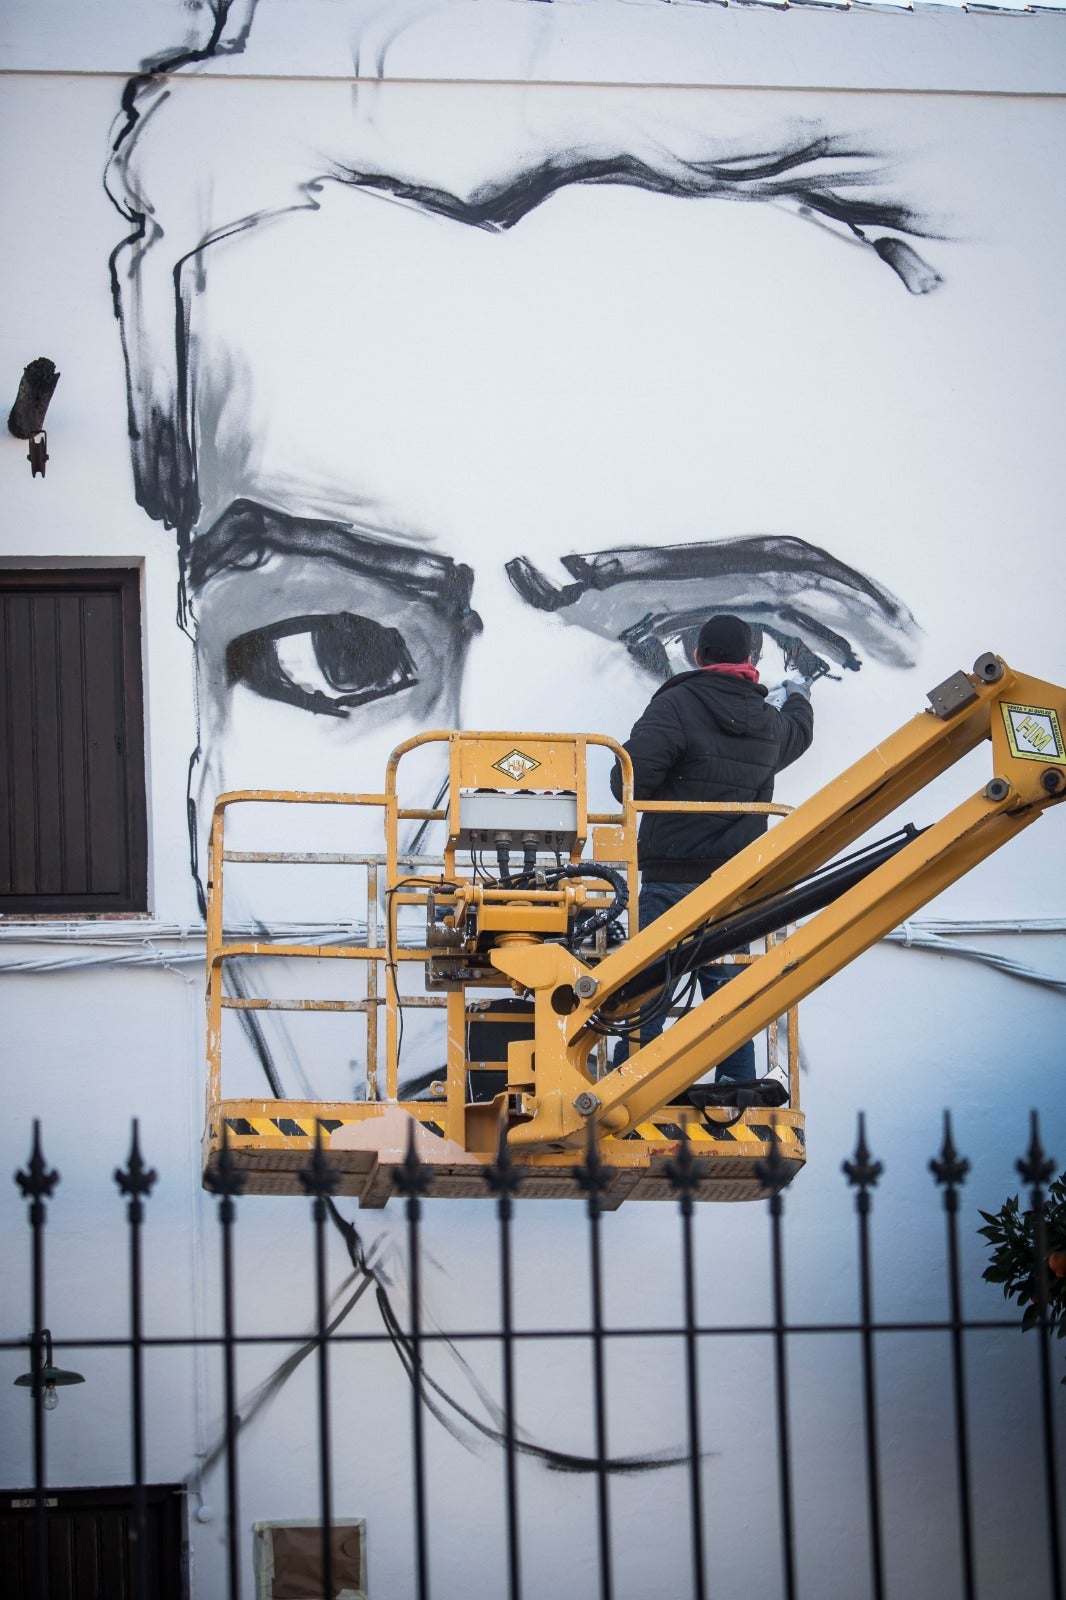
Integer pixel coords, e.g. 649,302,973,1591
8,358,60,478
27,431,48,478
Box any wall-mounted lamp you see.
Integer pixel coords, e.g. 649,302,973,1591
8,357,60,478
13,1328,84,1411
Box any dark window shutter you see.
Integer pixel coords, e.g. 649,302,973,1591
1,570,147,913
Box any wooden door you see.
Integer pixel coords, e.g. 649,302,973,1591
0,1485,184,1599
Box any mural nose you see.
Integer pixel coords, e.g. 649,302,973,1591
459,594,553,733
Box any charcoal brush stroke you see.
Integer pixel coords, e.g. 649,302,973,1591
325,140,943,261
197,1192,696,1480
508,535,920,677
189,499,480,618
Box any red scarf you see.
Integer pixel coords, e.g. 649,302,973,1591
700,661,760,683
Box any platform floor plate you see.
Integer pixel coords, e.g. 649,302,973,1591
203,1099,805,1206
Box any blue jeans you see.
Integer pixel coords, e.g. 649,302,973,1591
632,879,756,1083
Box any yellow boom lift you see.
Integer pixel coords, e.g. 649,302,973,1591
202,653,1066,1206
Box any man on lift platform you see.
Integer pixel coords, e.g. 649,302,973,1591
611,614,815,1087
202,653,1066,1197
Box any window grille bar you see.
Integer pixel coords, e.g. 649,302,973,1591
930,1111,977,1600
1018,1112,1064,1599
665,1128,708,1600
15,1121,56,1600
115,1119,157,1600
222,1184,242,1600
396,1124,431,1600
575,1126,615,1600
760,1137,798,1600
31,1174,48,1600
845,1113,887,1600
205,1128,246,1600
300,1127,339,1600
6,1312,1042,1361
487,1129,523,1600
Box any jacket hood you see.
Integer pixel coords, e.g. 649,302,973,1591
650,667,769,737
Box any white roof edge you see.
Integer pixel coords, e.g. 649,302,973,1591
2,1,1066,95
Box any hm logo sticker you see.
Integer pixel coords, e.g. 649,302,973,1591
1002,703,1066,763
492,749,541,782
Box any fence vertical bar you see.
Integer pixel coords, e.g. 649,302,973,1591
15,1121,59,1600
929,1112,976,1600
756,1131,798,1600
1016,1112,1063,1600
299,1125,341,1600
665,1125,708,1600
114,1120,158,1600
843,1113,886,1600
394,1120,432,1600
486,1127,524,1600
204,1124,246,1600
573,1123,615,1600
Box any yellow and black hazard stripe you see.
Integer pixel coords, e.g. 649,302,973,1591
218,1116,343,1140
620,1116,805,1152
216,1115,448,1142
213,1113,799,1147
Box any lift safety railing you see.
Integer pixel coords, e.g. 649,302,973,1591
202,743,800,1198
6,1113,1062,1600
206,797,795,1098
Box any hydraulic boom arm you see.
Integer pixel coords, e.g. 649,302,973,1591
493,654,1066,1149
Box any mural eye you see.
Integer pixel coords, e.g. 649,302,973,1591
226,612,418,718
618,612,842,683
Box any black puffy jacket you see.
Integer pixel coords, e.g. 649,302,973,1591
609,670,814,881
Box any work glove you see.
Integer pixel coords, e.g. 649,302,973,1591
766,677,812,708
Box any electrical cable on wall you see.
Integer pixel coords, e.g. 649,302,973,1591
5,919,1062,990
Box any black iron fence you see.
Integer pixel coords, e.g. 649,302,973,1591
3,1113,1063,1600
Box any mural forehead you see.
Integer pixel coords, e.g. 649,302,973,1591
110,72,949,549
185,176,937,534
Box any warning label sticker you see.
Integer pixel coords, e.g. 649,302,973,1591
492,749,542,782
1001,703,1066,764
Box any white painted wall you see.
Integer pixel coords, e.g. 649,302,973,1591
2,4,1064,1596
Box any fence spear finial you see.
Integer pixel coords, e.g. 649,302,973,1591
15,1120,59,1204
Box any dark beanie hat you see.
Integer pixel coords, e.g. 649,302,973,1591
696,614,752,665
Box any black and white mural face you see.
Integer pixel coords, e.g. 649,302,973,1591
109,0,1009,945
177,147,929,877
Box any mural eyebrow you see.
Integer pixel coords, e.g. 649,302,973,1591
504,536,920,675
186,498,478,619
328,142,930,237
695,136,873,183
327,131,942,291
505,537,911,625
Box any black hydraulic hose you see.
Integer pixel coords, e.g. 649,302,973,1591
558,863,629,946
605,824,927,1014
